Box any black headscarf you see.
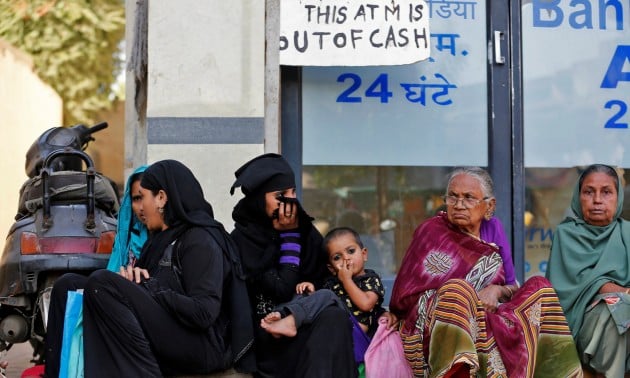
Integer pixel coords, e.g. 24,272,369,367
141,159,215,228
138,160,218,271
230,153,295,196
230,153,304,229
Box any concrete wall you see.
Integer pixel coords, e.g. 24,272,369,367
88,100,126,191
142,0,268,228
0,39,63,251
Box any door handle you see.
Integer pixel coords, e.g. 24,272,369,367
494,30,505,65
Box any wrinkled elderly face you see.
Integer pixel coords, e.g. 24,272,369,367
445,174,493,236
579,172,617,227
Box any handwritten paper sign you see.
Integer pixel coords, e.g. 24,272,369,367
280,0,431,66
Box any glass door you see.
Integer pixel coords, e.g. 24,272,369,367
521,0,630,278
295,0,510,302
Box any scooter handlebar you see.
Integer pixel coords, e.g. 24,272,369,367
87,122,108,134
74,122,108,147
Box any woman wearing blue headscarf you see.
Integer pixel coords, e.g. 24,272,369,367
106,165,149,271
44,165,149,376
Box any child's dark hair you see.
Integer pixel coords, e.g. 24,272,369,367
322,227,364,255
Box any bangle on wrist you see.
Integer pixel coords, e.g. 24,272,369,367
504,285,514,298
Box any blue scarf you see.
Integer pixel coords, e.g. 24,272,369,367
107,165,149,271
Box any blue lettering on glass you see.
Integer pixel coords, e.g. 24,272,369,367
601,46,630,128
599,0,625,30
337,73,362,103
532,0,627,30
570,0,594,29
526,227,554,241
426,0,476,20
529,2,630,131
335,73,457,105
365,74,394,103
533,0,563,27
604,100,629,128
431,33,461,56
540,227,553,242
601,45,630,88
336,73,393,103
525,261,531,273
400,73,457,106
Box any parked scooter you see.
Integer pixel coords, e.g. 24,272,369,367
0,122,119,363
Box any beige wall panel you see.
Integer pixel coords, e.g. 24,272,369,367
147,0,265,118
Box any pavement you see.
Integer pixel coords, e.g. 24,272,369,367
2,342,35,377
0,342,253,378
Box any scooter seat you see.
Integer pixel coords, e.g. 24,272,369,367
15,171,119,220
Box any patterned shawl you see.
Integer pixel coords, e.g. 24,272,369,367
389,213,582,377
390,212,504,332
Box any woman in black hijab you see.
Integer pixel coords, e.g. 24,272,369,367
79,160,253,377
230,153,356,378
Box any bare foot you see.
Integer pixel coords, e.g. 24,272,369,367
263,311,282,323
0,361,6,369
260,313,297,338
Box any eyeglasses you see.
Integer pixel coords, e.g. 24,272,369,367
443,195,489,208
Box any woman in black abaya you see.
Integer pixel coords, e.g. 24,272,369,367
229,153,356,378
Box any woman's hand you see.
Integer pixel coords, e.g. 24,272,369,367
478,285,503,313
599,282,629,294
273,201,299,231
296,282,315,295
380,311,399,329
119,265,150,283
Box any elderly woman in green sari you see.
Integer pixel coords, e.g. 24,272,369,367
547,164,630,377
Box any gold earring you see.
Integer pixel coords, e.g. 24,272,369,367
484,212,492,221
158,207,164,214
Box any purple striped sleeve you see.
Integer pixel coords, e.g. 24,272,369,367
279,255,301,265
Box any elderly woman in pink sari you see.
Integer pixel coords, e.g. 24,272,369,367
386,167,582,377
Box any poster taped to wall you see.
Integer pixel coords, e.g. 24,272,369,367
280,0,431,66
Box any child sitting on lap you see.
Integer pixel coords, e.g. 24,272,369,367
261,227,385,362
